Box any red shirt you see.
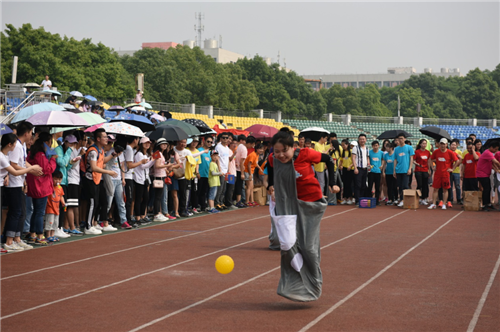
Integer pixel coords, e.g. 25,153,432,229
431,149,458,177
414,149,430,172
463,152,481,178
269,148,323,202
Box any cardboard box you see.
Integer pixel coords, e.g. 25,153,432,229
464,191,481,211
403,189,421,209
253,186,267,206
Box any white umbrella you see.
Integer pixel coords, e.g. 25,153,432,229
101,121,145,137
70,91,83,97
131,106,146,112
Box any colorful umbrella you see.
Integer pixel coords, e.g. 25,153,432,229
124,102,152,109
41,90,62,96
182,118,212,132
0,124,13,135
70,91,83,97
109,114,155,132
84,95,97,101
100,122,144,137
109,105,124,111
77,112,106,126
101,102,111,110
26,111,90,127
84,124,104,133
24,83,40,88
12,102,65,123
150,113,165,122
131,106,146,112
245,124,279,140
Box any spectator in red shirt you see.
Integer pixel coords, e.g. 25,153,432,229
462,142,481,191
428,138,459,210
414,139,431,205
476,141,500,211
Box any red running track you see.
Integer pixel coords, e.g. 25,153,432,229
1,205,498,332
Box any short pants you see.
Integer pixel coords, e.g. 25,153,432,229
432,175,451,190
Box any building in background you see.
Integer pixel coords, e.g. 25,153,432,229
303,67,463,89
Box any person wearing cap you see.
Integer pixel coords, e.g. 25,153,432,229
133,137,156,225
427,138,459,210
52,134,78,239
152,138,176,222
393,133,414,207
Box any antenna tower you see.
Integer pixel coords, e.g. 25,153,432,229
194,12,204,48
277,51,280,66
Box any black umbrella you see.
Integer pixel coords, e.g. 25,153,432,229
182,118,212,133
147,124,188,141
110,114,155,132
157,119,201,136
377,130,412,140
481,137,500,153
419,126,452,141
300,127,330,142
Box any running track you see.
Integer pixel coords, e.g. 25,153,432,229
1,205,498,332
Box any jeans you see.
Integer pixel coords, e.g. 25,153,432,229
215,176,227,206
161,183,169,214
107,179,127,224
396,173,409,201
449,173,461,203
4,187,26,238
30,196,48,235
208,186,218,201
24,195,33,233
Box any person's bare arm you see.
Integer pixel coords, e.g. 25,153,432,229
90,159,117,177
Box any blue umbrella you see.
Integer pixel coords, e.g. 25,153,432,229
84,95,97,101
0,124,13,135
42,90,62,96
12,102,65,123
109,113,155,132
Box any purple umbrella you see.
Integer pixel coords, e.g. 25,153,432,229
26,111,90,127
109,105,124,111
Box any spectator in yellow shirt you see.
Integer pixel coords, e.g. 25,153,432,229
313,133,329,195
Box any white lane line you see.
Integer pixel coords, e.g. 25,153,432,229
127,209,406,332
299,211,463,332
1,214,269,281
467,253,500,332
1,208,356,320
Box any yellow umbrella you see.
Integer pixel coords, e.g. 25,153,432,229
101,102,110,110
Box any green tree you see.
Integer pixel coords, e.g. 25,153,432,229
358,84,391,117
431,90,466,119
1,23,134,100
457,68,500,119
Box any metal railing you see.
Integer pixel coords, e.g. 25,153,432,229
421,118,469,126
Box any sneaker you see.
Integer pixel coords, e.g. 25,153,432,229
139,218,152,225
26,236,36,244
35,236,49,246
3,243,23,252
192,208,201,214
166,215,177,220
208,208,220,214
68,229,84,236
386,200,393,206
153,214,168,222
438,201,444,208
180,213,190,218
187,211,194,217
228,205,238,210
84,227,102,235
15,241,33,250
121,222,133,229
446,201,452,208
55,228,70,238
458,200,464,205
1,247,8,253
421,199,429,206
442,204,447,210
102,225,118,232
94,224,103,231
328,202,337,206
63,228,70,234
397,201,404,207
428,204,436,209
236,202,246,208
340,199,347,205
143,216,152,223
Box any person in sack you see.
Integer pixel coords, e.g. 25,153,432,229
266,128,339,302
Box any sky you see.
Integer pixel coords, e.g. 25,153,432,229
2,1,499,76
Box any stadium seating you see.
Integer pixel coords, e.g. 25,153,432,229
283,119,361,139
421,125,500,140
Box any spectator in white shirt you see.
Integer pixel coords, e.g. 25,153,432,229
41,75,52,90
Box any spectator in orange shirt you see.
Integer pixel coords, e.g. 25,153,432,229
244,143,264,206
44,171,65,242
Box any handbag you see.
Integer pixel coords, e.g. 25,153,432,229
153,178,164,188
173,167,185,179
165,177,172,185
